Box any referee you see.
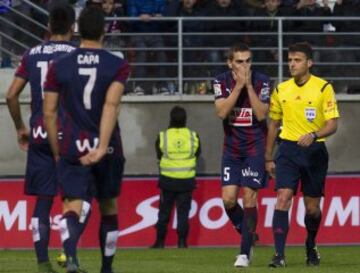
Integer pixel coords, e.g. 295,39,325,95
265,42,340,267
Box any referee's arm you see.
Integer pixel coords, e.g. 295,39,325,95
313,118,338,140
297,118,338,147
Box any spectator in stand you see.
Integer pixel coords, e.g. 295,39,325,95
87,0,103,7
29,0,48,40
199,0,213,8
0,0,12,67
333,0,360,34
127,0,168,95
252,0,294,76
243,0,265,15
164,0,205,94
332,0,360,92
204,0,250,76
293,0,331,45
102,0,128,53
0,0,29,67
280,0,299,7
332,0,360,60
292,0,331,75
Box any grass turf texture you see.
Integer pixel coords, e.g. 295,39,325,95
0,246,359,273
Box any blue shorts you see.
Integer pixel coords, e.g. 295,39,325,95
25,144,57,196
221,156,268,189
57,155,124,200
275,140,328,197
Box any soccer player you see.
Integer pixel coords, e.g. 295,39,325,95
213,43,271,267
43,6,130,273
6,5,76,273
265,42,339,267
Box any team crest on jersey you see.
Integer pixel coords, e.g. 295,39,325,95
213,84,222,96
305,107,316,122
229,108,252,127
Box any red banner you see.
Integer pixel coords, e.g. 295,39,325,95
0,176,359,248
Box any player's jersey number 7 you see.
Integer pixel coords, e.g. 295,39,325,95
38,62,97,110
79,68,97,110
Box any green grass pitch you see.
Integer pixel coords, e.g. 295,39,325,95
0,246,359,273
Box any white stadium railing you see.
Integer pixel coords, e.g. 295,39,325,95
1,2,360,96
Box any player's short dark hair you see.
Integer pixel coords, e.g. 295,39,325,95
227,43,251,60
78,6,105,41
49,4,75,35
288,42,313,59
170,106,187,128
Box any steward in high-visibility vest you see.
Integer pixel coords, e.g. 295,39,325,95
159,128,199,179
152,106,201,249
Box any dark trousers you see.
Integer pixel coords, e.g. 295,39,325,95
155,189,192,240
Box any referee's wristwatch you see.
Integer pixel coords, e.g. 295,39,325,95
310,132,318,141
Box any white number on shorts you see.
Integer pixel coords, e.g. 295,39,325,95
224,167,230,181
79,67,97,110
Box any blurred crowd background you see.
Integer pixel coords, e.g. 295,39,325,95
1,0,360,95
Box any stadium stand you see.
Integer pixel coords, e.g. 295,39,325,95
0,0,359,94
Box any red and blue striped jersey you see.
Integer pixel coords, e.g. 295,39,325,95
213,70,271,159
15,41,76,145
44,48,130,158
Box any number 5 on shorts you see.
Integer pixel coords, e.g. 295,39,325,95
223,167,230,181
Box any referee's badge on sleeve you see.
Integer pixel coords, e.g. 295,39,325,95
305,107,316,122
260,85,270,101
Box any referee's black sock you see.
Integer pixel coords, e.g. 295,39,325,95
272,209,289,257
225,203,244,234
99,214,119,273
305,212,322,249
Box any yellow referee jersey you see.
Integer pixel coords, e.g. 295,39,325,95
269,75,340,141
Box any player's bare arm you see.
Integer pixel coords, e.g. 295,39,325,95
80,81,125,165
245,70,269,121
6,77,29,151
43,92,60,160
265,119,281,178
297,118,338,147
215,67,245,120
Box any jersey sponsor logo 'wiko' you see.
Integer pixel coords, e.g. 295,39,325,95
74,138,115,154
32,126,47,139
75,138,99,153
241,167,259,177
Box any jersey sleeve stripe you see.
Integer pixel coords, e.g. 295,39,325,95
320,82,330,93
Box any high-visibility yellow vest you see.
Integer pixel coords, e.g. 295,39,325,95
159,128,199,179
